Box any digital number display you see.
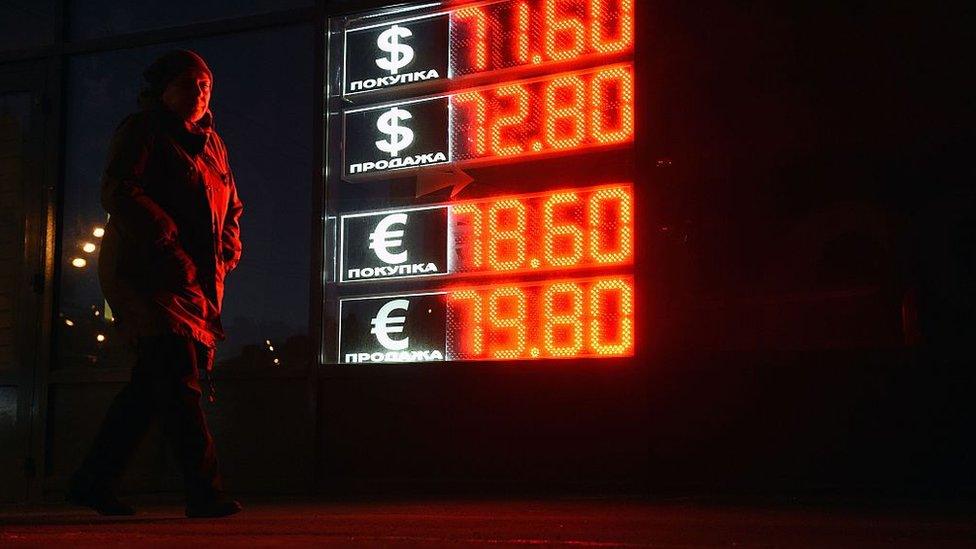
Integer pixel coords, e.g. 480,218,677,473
343,0,633,95
451,64,633,162
339,184,632,282
345,64,633,176
446,276,634,360
339,276,633,363
451,0,633,76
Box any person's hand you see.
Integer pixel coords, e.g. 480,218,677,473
158,241,197,286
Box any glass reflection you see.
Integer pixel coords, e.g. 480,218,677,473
57,25,313,370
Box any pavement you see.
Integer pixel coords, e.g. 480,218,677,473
1,496,975,547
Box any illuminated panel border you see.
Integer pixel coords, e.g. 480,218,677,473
336,275,635,363
343,63,633,177
337,184,633,284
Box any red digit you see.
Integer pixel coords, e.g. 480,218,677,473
450,290,484,357
543,74,587,150
488,286,527,359
589,186,633,264
542,191,584,266
514,1,531,64
487,198,527,271
589,278,634,355
590,0,634,54
543,282,584,356
489,84,529,157
544,0,586,61
590,66,634,144
452,202,483,269
455,7,489,71
453,91,487,156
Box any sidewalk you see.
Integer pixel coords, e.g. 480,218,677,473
2,496,975,547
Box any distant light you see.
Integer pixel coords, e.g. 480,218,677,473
96,334,106,342
273,358,280,365
265,339,271,345
82,242,96,253
268,345,274,352
93,227,105,238
94,310,100,316
64,319,74,327
71,257,87,268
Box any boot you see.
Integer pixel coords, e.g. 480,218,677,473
66,472,136,516
185,495,242,518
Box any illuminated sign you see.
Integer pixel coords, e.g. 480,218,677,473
448,184,633,275
339,276,633,363
342,0,634,95
344,65,632,176
344,14,450,94
340,206,449,282
344,97,450,176
326,0,637,365
338,184,632,282
451,64,633,163
446,276,634,360
339,293,447,363
450,0,634,76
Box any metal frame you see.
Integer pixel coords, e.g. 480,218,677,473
0,61,56,502
314,0,653,493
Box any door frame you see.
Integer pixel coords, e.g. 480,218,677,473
0,59,61,502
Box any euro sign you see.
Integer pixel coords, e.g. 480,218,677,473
375,25,414,75
375,107,414,158
371,299,410,351
368,213,408,265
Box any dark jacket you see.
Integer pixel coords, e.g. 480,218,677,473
98,107,243,349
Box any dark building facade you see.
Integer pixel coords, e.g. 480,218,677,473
0,0,973,503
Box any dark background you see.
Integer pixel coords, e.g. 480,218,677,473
643,0,975,495
0,0,973,502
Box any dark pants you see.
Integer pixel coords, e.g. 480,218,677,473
75,333,222,503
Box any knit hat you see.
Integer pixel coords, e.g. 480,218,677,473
143,49,212,95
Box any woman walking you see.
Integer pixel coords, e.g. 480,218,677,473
67,50,244,518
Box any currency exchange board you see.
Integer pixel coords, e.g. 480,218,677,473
323,0,636,364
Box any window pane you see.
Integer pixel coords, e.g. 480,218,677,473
58,24,314,369
0,1,56,51
67,0,313,41
0,92,32,376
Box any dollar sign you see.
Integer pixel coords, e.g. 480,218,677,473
375,107,415,157
375,25,415,75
